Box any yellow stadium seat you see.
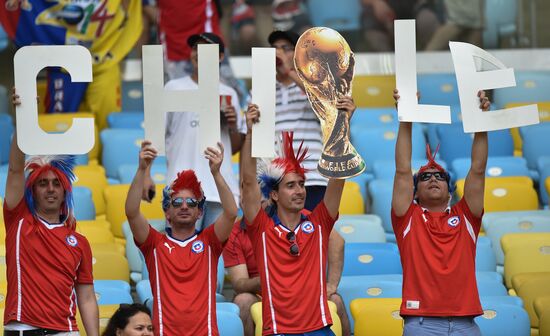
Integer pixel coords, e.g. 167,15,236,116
502,233,550,258
74,165,109,216
504,241,550,288
76,225,116,245
104,184,166,238
0,264,5,282
77,304,119,335
505,102,550,154
38,112,100,161
0,244,5,265
250,300,341,336
534,296,550,336
78,218,112,231
339,181,365,215
350,298,403,336
511,273,550,328
232,152,240,164
352,75,396,108
92,249,129,282
455,177,538,212
0,281,6,308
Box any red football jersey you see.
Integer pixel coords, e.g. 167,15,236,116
223,220,259,278
157,0,222,61
138,225,223,336
391,198,484,317
3,200,94,331
246,202,336,335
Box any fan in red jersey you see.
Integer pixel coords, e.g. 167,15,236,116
125,139,238,336
3,91,98,335
391,89,491,335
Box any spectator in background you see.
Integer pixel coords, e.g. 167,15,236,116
425,0,484,50
102,303,153,336
230,0,259,54
361,0,442,51
143,33,246,231
271,0,311,35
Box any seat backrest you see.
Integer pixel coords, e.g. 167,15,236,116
522,123,550,169
451,156,530,180
334,215,386,243
73,186,96,221
339,181,364,214
350,297,403,336
476,236,497,272
107,111,144,129
351,75,396,108
74,165,109,216
308,0,361,31
534,296,550,336
342,243,402,276
92,249,130,282
417,73,461,106
367,179,393,233
503,242,550,288
217,310,244,336
493,71,550,109
475,299,530,336
0,113,13,165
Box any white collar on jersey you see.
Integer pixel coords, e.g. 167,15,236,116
166,230,199,247
414,199,451,214
37,215,66,230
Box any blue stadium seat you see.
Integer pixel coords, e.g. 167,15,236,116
94,281,133,305
0,85,8,114
0,170,6,198
217,310,244,336
100,128,166,179
367,179,393,236
372,159,448,180
451,156,530,180
480,295,524,307
0,113,14,165
475,299,530,336
352,108,398,128
483,0,517,48
121,81,144,112
521,123,550,170
0,25,8,52
117,162,167,184
338,275,402,333
425,105,462,149
342,243,402,276
107,111,144,129
477,278,508,297
417,73,461,106
307,0,361,31
436,123,513,164
482,211,550,265
217,302,240,315
476,271,503,283
136,279,153,304
73,186,95,220
493,71,550,109
538,156,550,204
351,124,426,172
476,237,497,272
334,215,386,243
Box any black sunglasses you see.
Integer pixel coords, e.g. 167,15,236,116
286,231,299,256
419,171,447,182
171,197,199,208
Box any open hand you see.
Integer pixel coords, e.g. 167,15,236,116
205,142,224,174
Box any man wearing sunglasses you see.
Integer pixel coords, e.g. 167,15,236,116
392,90,490,336
125,140,238,336
241,102,350,336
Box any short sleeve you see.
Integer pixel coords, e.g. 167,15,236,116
201,225,224,257
309,201,337,234
76,235,94,284
391,202,415,238
136,225,163,258
455,198,482,234
245,208,269,241
223,225,246,268
3,198,27,230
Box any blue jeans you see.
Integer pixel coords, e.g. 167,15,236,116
272,326,335,336
195,201,224,231
403,316,482,336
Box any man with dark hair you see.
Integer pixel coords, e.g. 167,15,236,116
392,89,490,335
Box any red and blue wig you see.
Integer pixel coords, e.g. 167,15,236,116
413,144,454,194
24,155,77,230
162,170,206,211
257,131,309,200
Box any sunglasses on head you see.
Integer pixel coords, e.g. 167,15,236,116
419,171,447,182
171,197,199,208
286,231,300,256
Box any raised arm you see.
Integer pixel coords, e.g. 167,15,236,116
206,142,239,242
463,91,490,218
76,283,99,336
241,104,262,223
5,90,26,209
125,140,157,244
392,90,414,216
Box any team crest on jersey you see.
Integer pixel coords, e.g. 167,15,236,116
191,240,205,254
301,221,315,234
447,216,461,227
66,235,78,247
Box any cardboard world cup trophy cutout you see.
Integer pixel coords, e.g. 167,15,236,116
294,27,365,178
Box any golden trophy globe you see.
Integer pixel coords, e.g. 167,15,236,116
294,27,365,178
